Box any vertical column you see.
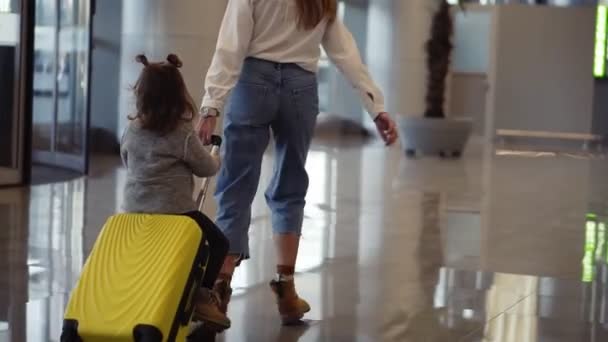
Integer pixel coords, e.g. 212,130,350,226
90,0,122,152
366,0,435,121
326,1,369,124
117,0,228,139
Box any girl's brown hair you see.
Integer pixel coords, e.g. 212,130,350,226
129,54,197,134
295,0,337,30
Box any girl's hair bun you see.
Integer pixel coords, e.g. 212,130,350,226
166,54,183,68
135,54,149,66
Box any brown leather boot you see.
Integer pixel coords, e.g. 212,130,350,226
269,279,311,325
193,288,231,332
213,279,233,315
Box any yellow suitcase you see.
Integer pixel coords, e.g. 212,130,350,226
61,212,209,342
61,136,222,342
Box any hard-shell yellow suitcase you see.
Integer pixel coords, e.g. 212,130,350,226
61,137,222,342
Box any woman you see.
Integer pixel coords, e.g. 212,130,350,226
198,0,398,325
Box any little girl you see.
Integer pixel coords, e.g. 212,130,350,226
120,53,230,332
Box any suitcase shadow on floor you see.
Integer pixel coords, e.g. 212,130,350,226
188,326,216,341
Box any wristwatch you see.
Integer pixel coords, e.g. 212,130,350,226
202,107,220,118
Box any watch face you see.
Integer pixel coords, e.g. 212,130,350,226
204,108,218,117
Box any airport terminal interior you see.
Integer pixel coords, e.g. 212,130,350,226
2,0,608,341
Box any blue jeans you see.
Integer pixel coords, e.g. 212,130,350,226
215,58,319,258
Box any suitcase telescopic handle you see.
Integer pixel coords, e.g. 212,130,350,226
197,135,222,212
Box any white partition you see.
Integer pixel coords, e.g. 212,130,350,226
486,5,595,138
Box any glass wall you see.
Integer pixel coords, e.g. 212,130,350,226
31,0,56,152
32,0,91,172
56,0,90,155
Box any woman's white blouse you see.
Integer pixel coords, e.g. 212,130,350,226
202,0,385,119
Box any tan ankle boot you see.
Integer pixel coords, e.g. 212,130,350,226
193,288,231,332
213,279,233,315
269,279,311,325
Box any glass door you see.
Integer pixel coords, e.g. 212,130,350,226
0,0,28,185
31,0,92,173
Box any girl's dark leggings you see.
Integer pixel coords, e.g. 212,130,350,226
184,211,229,289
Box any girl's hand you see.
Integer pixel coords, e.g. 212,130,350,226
197,116,218,145
374,112,398,146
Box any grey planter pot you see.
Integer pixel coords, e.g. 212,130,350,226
398,116,473,158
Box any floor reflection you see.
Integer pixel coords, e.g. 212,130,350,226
1,138,608,341
2,179,86,342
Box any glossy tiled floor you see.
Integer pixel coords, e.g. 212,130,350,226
1,136,608,341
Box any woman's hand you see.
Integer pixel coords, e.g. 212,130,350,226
197,116,218,145
374,112,398,146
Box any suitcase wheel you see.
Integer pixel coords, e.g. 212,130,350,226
133,325,163,342
60,320,82,342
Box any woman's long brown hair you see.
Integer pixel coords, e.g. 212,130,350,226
129,54,197,135
295,0,337,30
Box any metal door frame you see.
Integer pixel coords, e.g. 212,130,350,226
0,0,34,185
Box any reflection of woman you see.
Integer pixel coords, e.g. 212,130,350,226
198,0,398,325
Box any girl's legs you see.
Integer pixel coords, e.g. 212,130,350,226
192,212,229,289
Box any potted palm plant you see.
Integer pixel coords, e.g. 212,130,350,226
399,0,472,158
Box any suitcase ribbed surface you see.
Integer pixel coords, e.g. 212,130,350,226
64,213,203,341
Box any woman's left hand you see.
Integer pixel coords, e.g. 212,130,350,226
374,112,398,146
197,116,218,145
